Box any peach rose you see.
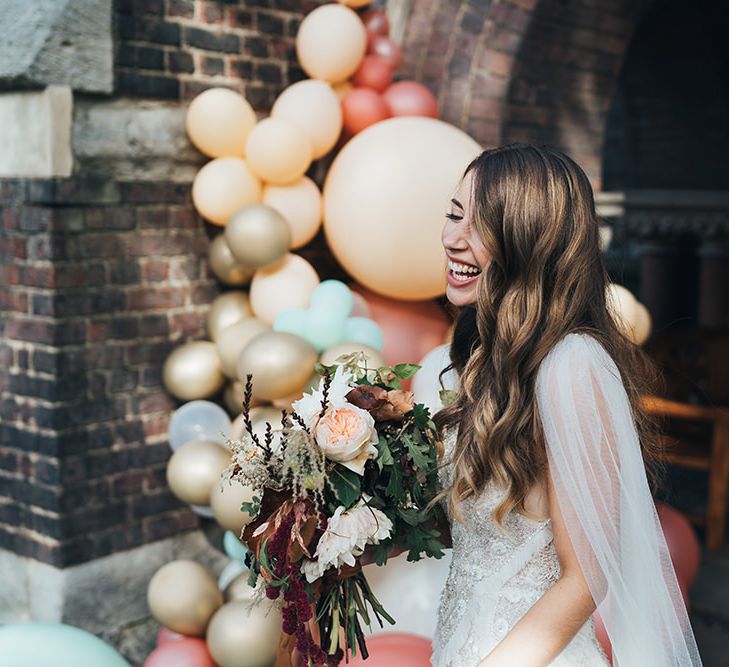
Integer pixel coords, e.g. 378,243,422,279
314,404,379,475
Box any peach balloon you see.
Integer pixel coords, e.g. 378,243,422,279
323,117,481,300
186,88,256,159
383,81,438,118
271,80,343,159
192,157,261,226
347,633,432,667
262,177,322,249
338,0,372,7
296,5,367,83
341,88,391,135
351,55,393,93
249,253,320,325
245,118,312,185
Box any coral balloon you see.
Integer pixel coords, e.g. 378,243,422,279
271,80,343,159
249,253,320,325
361,8,389,37
296,4,367,83
192,157,261,226
144,637,216,667
147,560,223,636
210,479,257,534
262,177,322,249
324,117,480,300
216,317,271,378
369,35,403,70
352,55,393,93
166,439,230,505
339,0,372,7
207,291,252,342
186,88,256,159
208,235,256,286
383,81,438,118
347,633,432,667
224,204,291,268
163,341,225,401
156,627,185,647
657,502,701,588
341,88,391,135
245,118,312,185
320,341,386,369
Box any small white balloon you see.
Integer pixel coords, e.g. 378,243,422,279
168,400,232,450
411,343,458,414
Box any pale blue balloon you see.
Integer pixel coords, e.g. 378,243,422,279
168,400,231,450
304,309,347,352
343,317,385,351
0,623,130,667
273,308,308,337
309,280,353,320
223,530,249,561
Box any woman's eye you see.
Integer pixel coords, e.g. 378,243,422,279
446,213,463,221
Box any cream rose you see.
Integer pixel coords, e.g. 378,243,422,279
314,404,378,475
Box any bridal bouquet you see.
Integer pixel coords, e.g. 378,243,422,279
224,352,447,666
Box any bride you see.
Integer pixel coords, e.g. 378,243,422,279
431,145,702,666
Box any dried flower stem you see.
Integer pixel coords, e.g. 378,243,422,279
243,374,262,449
318,369,332,421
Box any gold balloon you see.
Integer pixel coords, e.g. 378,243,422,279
323,117,481,300
209,235,256,286
216,317,271,379
224,204,292,268
245,117,312,186
225,574,258,603
186,88,256,158
192,157,262,226
166,439,231,505
163,341,225,401
320,341,387,368
206,600,281,667
236,331,318,401
210,479,257,534
271,80,343,159
249,253,320,325
296,5,367,83
262,177,323,249
250,405,286,439
207,291,252,342
147,560,223,636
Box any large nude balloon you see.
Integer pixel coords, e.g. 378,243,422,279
208,235,255,286
207,291,252,342
296,4,367,83
166,439,231,506
186,88,256,159
192,158,261,226
216,317,271,378
320,341,386,369
271,80,343,159
163,341,225,401
262,177,322,249
249,253,320,324
245,118,312,186
324,117,481,300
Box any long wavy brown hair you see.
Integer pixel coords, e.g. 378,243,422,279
435,144,664,524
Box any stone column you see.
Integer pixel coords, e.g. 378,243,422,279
698,240,729,329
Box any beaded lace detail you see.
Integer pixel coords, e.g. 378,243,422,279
432,427,610,667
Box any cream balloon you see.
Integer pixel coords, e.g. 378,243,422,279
236,331,318,401
262,177,323,249
163,341,225,401
216,317,271,378
210,480,257,534
166,439,231,506
207,291,252,342
224,381,264,416
249,253,320,324
206,600,281,667
249,405,287,439
186,88,256,158
296,4,367,83
208,235,256,286
147,560,223,636
606,283,641,340
192,157,262,226
224,204,291,268
245,117,312,185
632,302,652,346
320,341,386,368
323,117,481,300
271,80,343,159
225,574,258,603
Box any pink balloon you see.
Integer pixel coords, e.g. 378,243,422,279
368,35,403,70
351,55,393,93
341,88,391,136
656,502,701,588
382,81,438,119
592,611,612,664
144,638,216,667
155,627,185,647
348,633,431,667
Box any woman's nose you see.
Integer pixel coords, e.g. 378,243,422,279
441,218,467,252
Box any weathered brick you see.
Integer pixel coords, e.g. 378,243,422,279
184,27,239,53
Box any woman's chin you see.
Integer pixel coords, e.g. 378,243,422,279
445,284,477,307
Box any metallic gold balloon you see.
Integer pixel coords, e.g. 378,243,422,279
208,235,256,286
225,574,258,603
210,479,257,534
216,317,271,379
166,439,231,505
206,600,281,667
207,291,252,342
320,341,386,368
147,560,223,636
224,204,292,268
163,341,225,401
236,331,318,401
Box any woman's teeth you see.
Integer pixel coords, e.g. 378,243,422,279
448,260,481,282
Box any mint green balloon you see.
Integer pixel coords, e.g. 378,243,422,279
309,280,353,320
343,317,385,351
273,308,307,337
304,309,347,352
0,623,130,667
223,530,249,561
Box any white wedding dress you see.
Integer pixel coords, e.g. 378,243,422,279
431,333,702,666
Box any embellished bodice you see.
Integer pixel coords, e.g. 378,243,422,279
432,428,609,667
